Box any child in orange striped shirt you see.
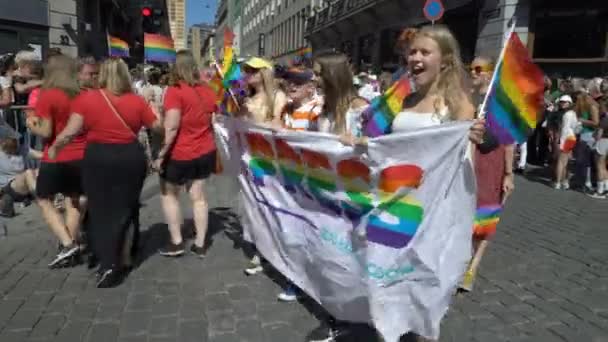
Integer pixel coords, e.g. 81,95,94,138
281,67,323,132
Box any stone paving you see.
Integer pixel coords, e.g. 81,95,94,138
0,172,607,342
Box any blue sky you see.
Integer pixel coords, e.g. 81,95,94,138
186,0,218,28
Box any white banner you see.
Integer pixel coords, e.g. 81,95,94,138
214,116,476,341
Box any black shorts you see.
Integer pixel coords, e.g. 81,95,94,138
160,150,216,185
36,161,83,198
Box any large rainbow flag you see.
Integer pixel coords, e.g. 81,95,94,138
108,34,129,57
362,75,412,137
483,30,544,144
144,33,176,63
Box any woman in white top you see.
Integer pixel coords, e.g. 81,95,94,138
555,95,578,189
312,52,368,139
389,25,484,342
391,25,484,140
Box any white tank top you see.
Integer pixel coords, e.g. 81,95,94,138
391,111,444,133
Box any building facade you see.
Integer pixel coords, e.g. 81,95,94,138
214,0,229,58
241,0,314,64
0,1,50,57
48,0,79,57
305,0,608,76
167,0,186,50
188,23,215,66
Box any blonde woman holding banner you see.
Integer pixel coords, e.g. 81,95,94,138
383,25,484,342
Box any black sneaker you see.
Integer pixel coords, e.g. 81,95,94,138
48,243,79,268
190,243,206,258
159,241,185,257
96,268,122,288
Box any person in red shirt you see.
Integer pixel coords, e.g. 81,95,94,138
48,58,161,288
25,54,85,268
156,50,216,257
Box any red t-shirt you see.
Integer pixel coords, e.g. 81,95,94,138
163,82,216,160
71,90,157,144
35,88,86,163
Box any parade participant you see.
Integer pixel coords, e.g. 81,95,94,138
313,51,368,139
388,25,483,342
555,95,578,190
281,67,323,132
574,92,599,191
275,66,323,302
0,53,16,115
0,125,38,217
77,56,99,90
25,54,86,268
239,57,288,127
156,50,217,258
239,57,288,275
460,56,515,292
307,51,369,342
591,111,608,198
48,58,161,287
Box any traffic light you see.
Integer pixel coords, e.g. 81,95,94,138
142,6,162,33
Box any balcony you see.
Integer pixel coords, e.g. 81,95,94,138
305,0,379,35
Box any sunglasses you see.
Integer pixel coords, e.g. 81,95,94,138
471,65,491,74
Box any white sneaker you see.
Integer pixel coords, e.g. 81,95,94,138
588,192,607,199
244,264,264,276
277,285,298,302
553,183,562,190
562,181,570,190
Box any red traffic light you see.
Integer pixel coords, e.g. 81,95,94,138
142,7,152,17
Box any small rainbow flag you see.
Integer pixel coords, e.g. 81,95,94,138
144,33,176,63
484,29,544,144
219,29,241,89
473,204,502,238
362,75,412,137
297,47,312,59
108,35,129,57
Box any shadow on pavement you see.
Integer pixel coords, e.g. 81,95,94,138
134,207,239,268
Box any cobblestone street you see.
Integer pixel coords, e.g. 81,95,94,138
0,172,607,342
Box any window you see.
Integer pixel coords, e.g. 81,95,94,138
533,6,607,59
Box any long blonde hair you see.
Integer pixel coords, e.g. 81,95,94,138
314,51,357,134
415,25,470,119
42,54,80,98
248,67,278,122
98,58,132,95
168,50,201,87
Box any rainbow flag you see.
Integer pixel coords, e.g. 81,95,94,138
144,33,176,63
108,35,129,57
484,31,544,144
297,47,312,59
473,204,502,237
219,29,241,88
362,75,412,137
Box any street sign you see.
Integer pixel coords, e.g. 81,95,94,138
423,0,445,22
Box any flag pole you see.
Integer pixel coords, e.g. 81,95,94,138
478,19,516,119
106,30,111,57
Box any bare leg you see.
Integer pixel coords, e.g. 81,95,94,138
38,198,72,246
160,180,183,244
187,179,209,247
64,195,83,244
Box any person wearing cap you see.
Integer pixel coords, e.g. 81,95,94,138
555,94,578,190
281,67,323,132
239,57,288,128
240,57,288,276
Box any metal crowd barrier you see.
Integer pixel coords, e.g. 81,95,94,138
2,105,42,169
